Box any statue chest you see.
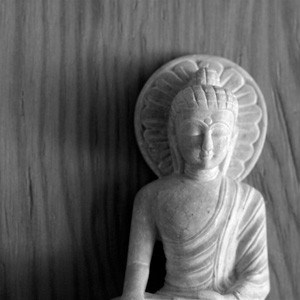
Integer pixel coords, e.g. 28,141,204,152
155,187,219,241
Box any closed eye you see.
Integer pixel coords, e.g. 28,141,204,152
210,123,230,137
211,129,228,138
180,123,204,136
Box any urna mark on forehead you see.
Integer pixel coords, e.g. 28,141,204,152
176,108,235,129
169,68,238,131
170,83,238,117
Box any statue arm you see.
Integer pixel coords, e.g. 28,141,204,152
122,188,156,299
226,190,270,300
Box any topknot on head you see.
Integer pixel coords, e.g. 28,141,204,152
189,67,221,87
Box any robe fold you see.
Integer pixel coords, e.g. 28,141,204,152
153,177,269,300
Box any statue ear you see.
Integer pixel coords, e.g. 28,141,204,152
168,119,184,175
221,127,239,177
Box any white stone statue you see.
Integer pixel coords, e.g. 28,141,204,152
118,55,269,300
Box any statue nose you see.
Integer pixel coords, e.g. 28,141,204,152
201,131,213,153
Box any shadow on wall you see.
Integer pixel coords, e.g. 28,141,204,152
1,48,192,300
94,52,189,299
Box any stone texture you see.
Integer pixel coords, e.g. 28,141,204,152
119,56,269,300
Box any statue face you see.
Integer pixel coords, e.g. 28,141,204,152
176,109,235,170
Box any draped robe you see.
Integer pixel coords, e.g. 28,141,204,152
146,177,269,300
123,176,269,300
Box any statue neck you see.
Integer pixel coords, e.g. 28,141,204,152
183,164,220,182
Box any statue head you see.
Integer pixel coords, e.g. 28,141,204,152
168,68,239,175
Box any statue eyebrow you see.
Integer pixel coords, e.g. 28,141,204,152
179,119,231,131
197,120,209,128
189,119,230,129
189,119,209,129
179,118,208,128
209,122,231,130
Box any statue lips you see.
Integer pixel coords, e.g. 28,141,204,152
199,151,213,161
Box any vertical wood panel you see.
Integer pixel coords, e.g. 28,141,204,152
0,0,299,299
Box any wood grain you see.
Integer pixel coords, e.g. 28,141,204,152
0,0,299,299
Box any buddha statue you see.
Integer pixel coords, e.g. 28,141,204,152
119,56,269,300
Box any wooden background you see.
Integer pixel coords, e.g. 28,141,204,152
0,0,300,299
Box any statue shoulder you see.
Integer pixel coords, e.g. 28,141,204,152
134,176,182,207
137,175,180,195
238,181,264,197
232,180,266,212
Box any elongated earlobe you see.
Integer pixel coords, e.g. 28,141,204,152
168,118,184,174
221,127,239,177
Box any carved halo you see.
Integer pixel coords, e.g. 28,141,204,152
135,55,267,181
